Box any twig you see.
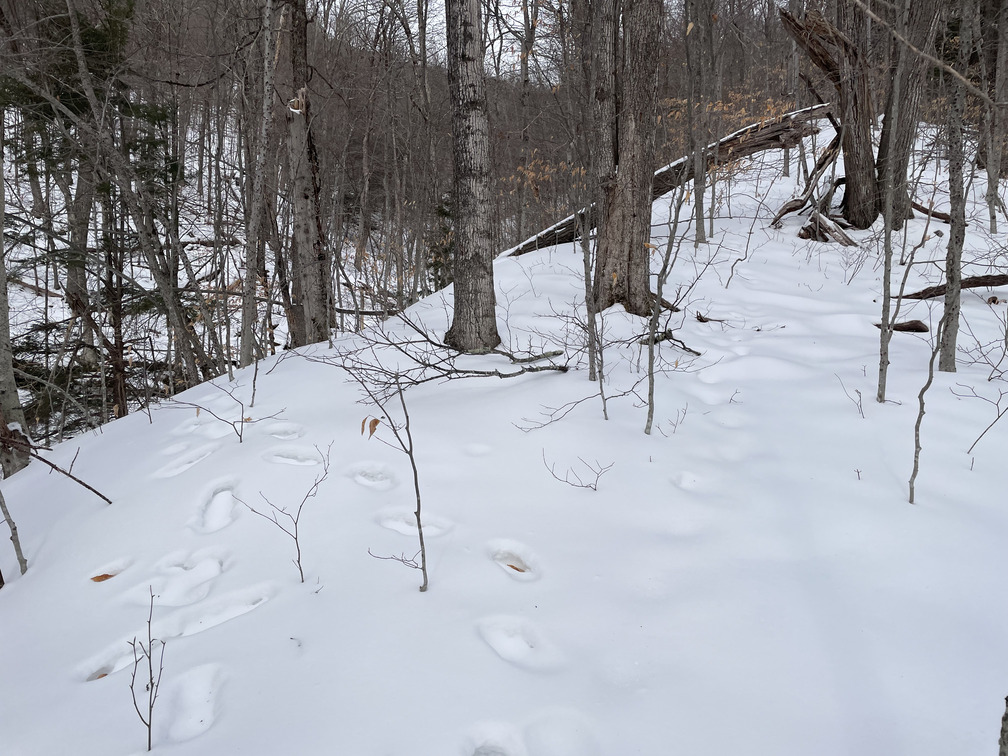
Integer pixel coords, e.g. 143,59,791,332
130,587,165,753
909,317,945,504
835,374,865,418
0,488,28,577
239,444,331,583
542,450,613,492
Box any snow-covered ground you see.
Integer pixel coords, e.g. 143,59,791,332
2,144,1008,755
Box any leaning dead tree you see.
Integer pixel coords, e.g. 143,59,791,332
504,103,832,258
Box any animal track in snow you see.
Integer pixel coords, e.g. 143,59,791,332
81,583,276,682
378,510,454,537
260,421,306,440
346,461,396,491
190,482,240,534
476,615,564,672
171,415,237,440
152,443,220,479
88,557,133,583
463,722,528,756
464,443,493,457
128,551,226,608
487,539,540,581
263,446,322,466
158,664,223,743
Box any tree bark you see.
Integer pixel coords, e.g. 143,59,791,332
780,5,878,228
875,0,940,224
940,0,974,372
287,0,330,347
593,0,663,316
443,0,501,352
0,114,29,478
985,0,1008,231
240,0,279,367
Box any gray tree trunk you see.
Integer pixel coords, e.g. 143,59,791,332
986,0,1008,232
875,0,940,224
287,0,330,347
57,153,98,368
240,0,278,367
836,0,878,228
0,114,29,478
685,0,708,247
593,0,663,316
940,0,974,372
443,0,501,353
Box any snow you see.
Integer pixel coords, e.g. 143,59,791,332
2,146,1008,755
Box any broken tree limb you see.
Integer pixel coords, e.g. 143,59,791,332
910,200,953,224
798,210,858,246
873,319,929,333
503,103,833,258
901,274,1008,300
771,133,842,227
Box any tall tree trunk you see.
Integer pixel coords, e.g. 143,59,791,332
685,0,708,246
287,0,330,347
986,0,1008,232
875,0,940,224
593,0,663,316
60,154,97,368
443,0,501,353
0,114,29,477
781,6,877,228
836,0,877,228
940,1,974,372
240,0,279,367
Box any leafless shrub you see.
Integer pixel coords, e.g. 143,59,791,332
130,587,165,753
240,444,332,582
542,451,613,492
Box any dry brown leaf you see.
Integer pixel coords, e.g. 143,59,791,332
368,417,381,438
90,573,115,582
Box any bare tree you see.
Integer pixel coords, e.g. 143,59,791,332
444,0,501,352
0,112,28,478
240,0,280,367
940,0,974,372
781,4,878,228
577,0,663,317
286,0,331,347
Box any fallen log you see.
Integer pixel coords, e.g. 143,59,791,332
503,102,833,258
910,200,953,224
874,319,929,333
901,274,1008,300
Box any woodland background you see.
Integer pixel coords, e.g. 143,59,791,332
0,0,1002,463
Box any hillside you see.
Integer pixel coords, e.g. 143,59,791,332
1,144,1007,755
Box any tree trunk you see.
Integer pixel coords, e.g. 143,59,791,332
240,0,279,367
780,6,877,228
940,0,973,372
287,0,330,347
443,0,501,353
0,114,29,478
593,0,663,316
835,0,877,228
875,0,940,224
685,0,708,247
985,0,1008,232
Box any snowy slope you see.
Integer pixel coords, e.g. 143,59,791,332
2,147,1008,756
